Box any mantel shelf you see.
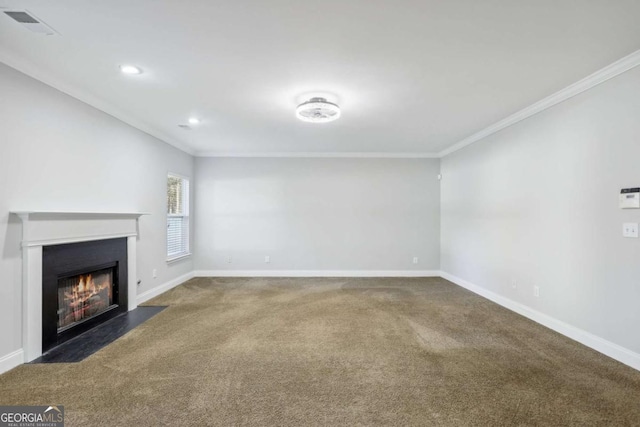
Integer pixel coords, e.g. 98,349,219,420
11,210,148,248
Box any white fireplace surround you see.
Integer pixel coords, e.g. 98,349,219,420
11,211,148,362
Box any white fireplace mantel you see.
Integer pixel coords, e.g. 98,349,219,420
11,211,149,362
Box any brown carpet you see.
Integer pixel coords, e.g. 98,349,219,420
1,277,640,426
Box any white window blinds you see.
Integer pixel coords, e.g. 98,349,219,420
167,174,190,259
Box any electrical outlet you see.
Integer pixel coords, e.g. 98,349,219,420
623,223,639,238
152,269,157,279
265,255,270,263
226,256,232,264
533,286,540,297
412,257,418,264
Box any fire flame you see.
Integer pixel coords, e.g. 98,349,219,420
63,274,112,306
59,272,113,328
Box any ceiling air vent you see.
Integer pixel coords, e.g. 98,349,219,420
3,10,57,35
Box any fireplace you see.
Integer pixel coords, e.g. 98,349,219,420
42,238,128,353
12,210,143,362
57,266,116,331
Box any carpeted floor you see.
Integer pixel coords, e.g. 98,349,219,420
1,277,640,426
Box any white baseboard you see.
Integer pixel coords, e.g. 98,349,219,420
136,271,195,305
0,349,24,375
194,270,441,278
440,271,640,372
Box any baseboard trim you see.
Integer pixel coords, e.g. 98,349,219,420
196,151,439,158
0,349,24,375
136,271,195,305
194,270,441,278
440,271,640,372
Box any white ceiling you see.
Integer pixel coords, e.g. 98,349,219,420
1,0,640,156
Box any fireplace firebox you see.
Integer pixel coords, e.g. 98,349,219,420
42,238,128,353
57,266,116,331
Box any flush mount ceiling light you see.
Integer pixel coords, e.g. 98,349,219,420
296,97,341,123
188,117,201,125
119,64,143,75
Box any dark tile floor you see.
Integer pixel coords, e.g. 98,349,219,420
32,306,166,363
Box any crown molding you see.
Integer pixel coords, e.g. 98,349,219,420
0,49,195,156
5,43,639,161
439,49,640,158
195,151,440,159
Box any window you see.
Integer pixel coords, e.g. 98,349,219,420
167,174,190,260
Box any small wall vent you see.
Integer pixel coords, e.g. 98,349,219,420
3,10,57,35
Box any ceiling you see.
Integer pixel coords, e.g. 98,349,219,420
1,0,640,156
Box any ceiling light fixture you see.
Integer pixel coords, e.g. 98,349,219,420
188,117,201,125
119,65,143,75
296,97,341,123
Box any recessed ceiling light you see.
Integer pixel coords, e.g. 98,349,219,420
119,65,143,75
188,117,201,125
296,97,341,123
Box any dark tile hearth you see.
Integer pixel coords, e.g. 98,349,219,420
32,306,166,363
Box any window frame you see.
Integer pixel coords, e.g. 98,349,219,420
166,172,191,262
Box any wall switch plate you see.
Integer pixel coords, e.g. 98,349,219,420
623,223,639,238
533,286,540,297
265,255,270,263
226,256,232,264
412,257,418,264
152,269,157,279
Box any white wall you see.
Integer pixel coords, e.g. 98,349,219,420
0,63,194,364
195,157,440,273
441,66,640,355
